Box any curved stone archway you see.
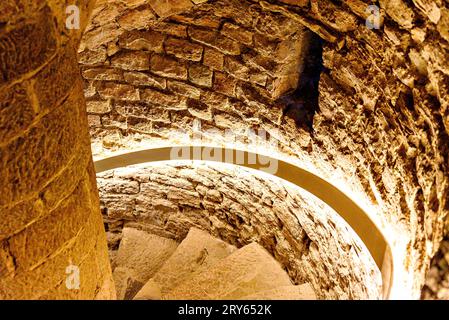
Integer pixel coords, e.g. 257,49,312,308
0,0,448,300
93,146,393,299
80,0,449,299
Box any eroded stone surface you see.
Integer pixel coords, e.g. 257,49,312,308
135,227,236,299
98,163,382,299
81,0,449,299
165,242,293,299
113,227,178,299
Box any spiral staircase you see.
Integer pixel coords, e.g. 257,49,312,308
112,227,316,300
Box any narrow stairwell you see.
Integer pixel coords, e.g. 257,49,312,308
113,227,316,300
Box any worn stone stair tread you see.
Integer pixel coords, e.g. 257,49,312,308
113,227,178,300
134,227,236,300
239,283,317,300
164,242,293,300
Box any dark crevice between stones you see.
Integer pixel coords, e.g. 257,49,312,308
281,33,324,132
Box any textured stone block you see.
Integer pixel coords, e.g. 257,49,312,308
123,71,167,89
97,82,140,101
171,13,221,29
135,227,236,298
437,8,449,43
119,31,165,52
166,242,293,299
141,88,181,108
83,23,122,50
113,227,178,299
189,64,213,87
189,27,241,55
88,115,102,127
111,51,150,71
213,72,237,97
8,181,92,270
82,68,123,81
0,7,56,85
224,57,251,81
149,0,193,18
379,0,415,29
0,87,85,206
151,22,188,37
98,178,140,194
203,48,224,71
221,23,253,46
118,7,155,30
310,0,358,32
34,46,79,112
0,141,91,241
78,48,108,66
150,54,188,80
168,80,202,99
165,38,204,61
0,83,36,144
87,100,112,114
0,209,102,299
115,103,170,123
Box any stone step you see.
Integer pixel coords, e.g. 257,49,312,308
240,283,317,300
113,227,178,300
164,242,293,300
134,227,236,300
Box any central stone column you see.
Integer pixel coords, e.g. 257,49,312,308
0,0,114,299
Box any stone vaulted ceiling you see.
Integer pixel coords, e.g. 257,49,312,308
78,0,449,299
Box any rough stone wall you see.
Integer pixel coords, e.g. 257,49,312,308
80,0,449,298
422,237,449,299
98,163,382,300
0,1,114,299
80,0,312,155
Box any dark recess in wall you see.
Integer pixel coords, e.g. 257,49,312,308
282,33,324,132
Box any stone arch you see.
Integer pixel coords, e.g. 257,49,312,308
1,0,448,300
80,0,449,299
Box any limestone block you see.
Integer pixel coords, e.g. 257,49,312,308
97,82,140,101
0,83,35,144
82,68,123,81
140,88,181,107
165,242,293,299
87,100,112,114
149,0,193,18
135,227,236,299
118,31,165,52
113,227,178,299
203,48,224,71
221,23,253,46
118,7,155,30
189,64,214,87
189,27,241,55
168,80,202,99
0,7,56,85
150,54,188,80
123,71,167,89
111,51,150,71
165,38,204,61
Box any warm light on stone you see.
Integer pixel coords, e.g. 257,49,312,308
0,0,448,301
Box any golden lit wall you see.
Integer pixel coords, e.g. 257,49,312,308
0,0,114,299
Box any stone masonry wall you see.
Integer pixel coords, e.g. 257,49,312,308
0,0,114,299
98,163,382,300
80,0,449,298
